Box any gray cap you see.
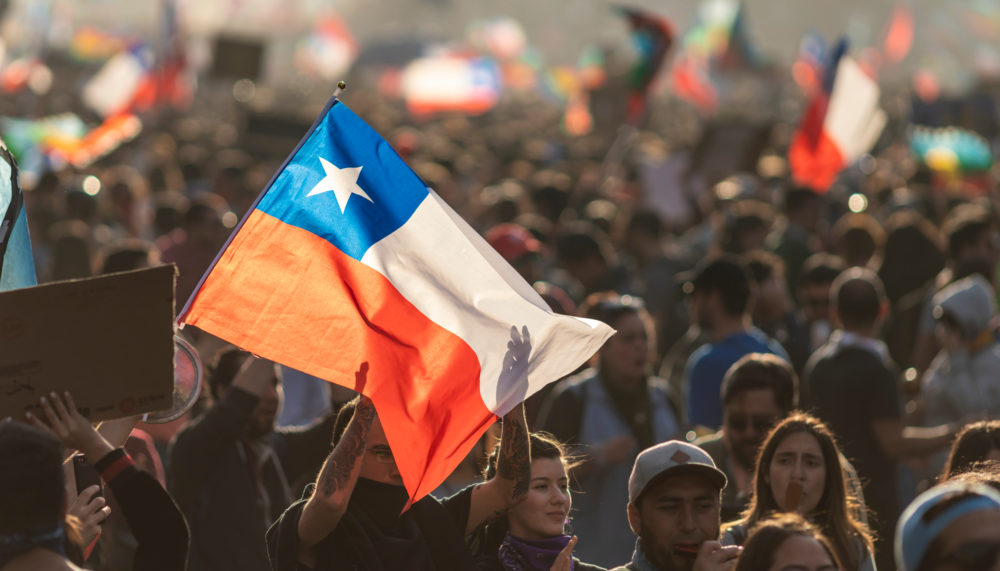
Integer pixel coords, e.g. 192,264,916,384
933,274,997,340
628,440,728,505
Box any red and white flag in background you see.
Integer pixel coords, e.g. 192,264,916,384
789,55,886,192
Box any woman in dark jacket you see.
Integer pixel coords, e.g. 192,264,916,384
471,431,604,571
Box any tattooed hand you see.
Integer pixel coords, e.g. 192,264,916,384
319,393,375,497
355,394,375,423
497,403,531,502
298,364,378,552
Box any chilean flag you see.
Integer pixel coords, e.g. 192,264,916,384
788,44,887,192
402,55,502,116
178,98,614,502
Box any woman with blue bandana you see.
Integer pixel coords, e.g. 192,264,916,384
896,481,1000,571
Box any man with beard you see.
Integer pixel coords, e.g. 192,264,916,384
694,353,796,522
611,440,741,571
169,349,335,571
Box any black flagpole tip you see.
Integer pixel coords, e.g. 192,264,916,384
338,81,347,90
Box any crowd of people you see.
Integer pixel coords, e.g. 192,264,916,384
3,41,1000,570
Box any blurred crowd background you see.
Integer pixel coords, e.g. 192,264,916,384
3,0,1000,568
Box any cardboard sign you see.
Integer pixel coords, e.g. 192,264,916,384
0,265,175,421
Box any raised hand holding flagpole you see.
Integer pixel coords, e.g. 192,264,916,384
177,90,614,504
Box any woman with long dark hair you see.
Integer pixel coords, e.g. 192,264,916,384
723,413,875,570
470,431,604,570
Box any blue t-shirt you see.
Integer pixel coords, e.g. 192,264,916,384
685,328,788,429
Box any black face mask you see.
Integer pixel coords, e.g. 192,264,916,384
344,478,437,570
349,477,410,530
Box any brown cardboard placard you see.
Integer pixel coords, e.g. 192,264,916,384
0,265,176,421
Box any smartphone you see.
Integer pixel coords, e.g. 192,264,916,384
73,454,103,499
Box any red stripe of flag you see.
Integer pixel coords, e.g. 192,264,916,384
183,209,492,500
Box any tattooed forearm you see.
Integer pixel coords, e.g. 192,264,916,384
318,399,376,497
497,405,531,501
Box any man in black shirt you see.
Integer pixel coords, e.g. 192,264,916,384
266,363,532,571
170,350,335,571
805,268,956,569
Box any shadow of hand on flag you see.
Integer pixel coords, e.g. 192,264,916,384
497,325,531,409
354,361,370,393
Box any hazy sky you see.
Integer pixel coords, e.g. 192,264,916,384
5,0,999,91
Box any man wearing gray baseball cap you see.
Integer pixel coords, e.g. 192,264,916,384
610,440,741,571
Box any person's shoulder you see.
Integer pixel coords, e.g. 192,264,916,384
804,343,830,370
564,367,599,387
805,351,842,380
438,481,476,505
811,349,887,387
743,327,782,350
693,430,725,450
686,342,719,371
549,369,596,398
687,340,714,362
167,415,202,449
832,346,891,373
646,375,672,393
763,334,789,359
694,432,728,466
432,480,476,525
808,342,865,367
605,564,635,571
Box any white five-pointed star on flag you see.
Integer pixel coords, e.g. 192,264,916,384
306,157,374,213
